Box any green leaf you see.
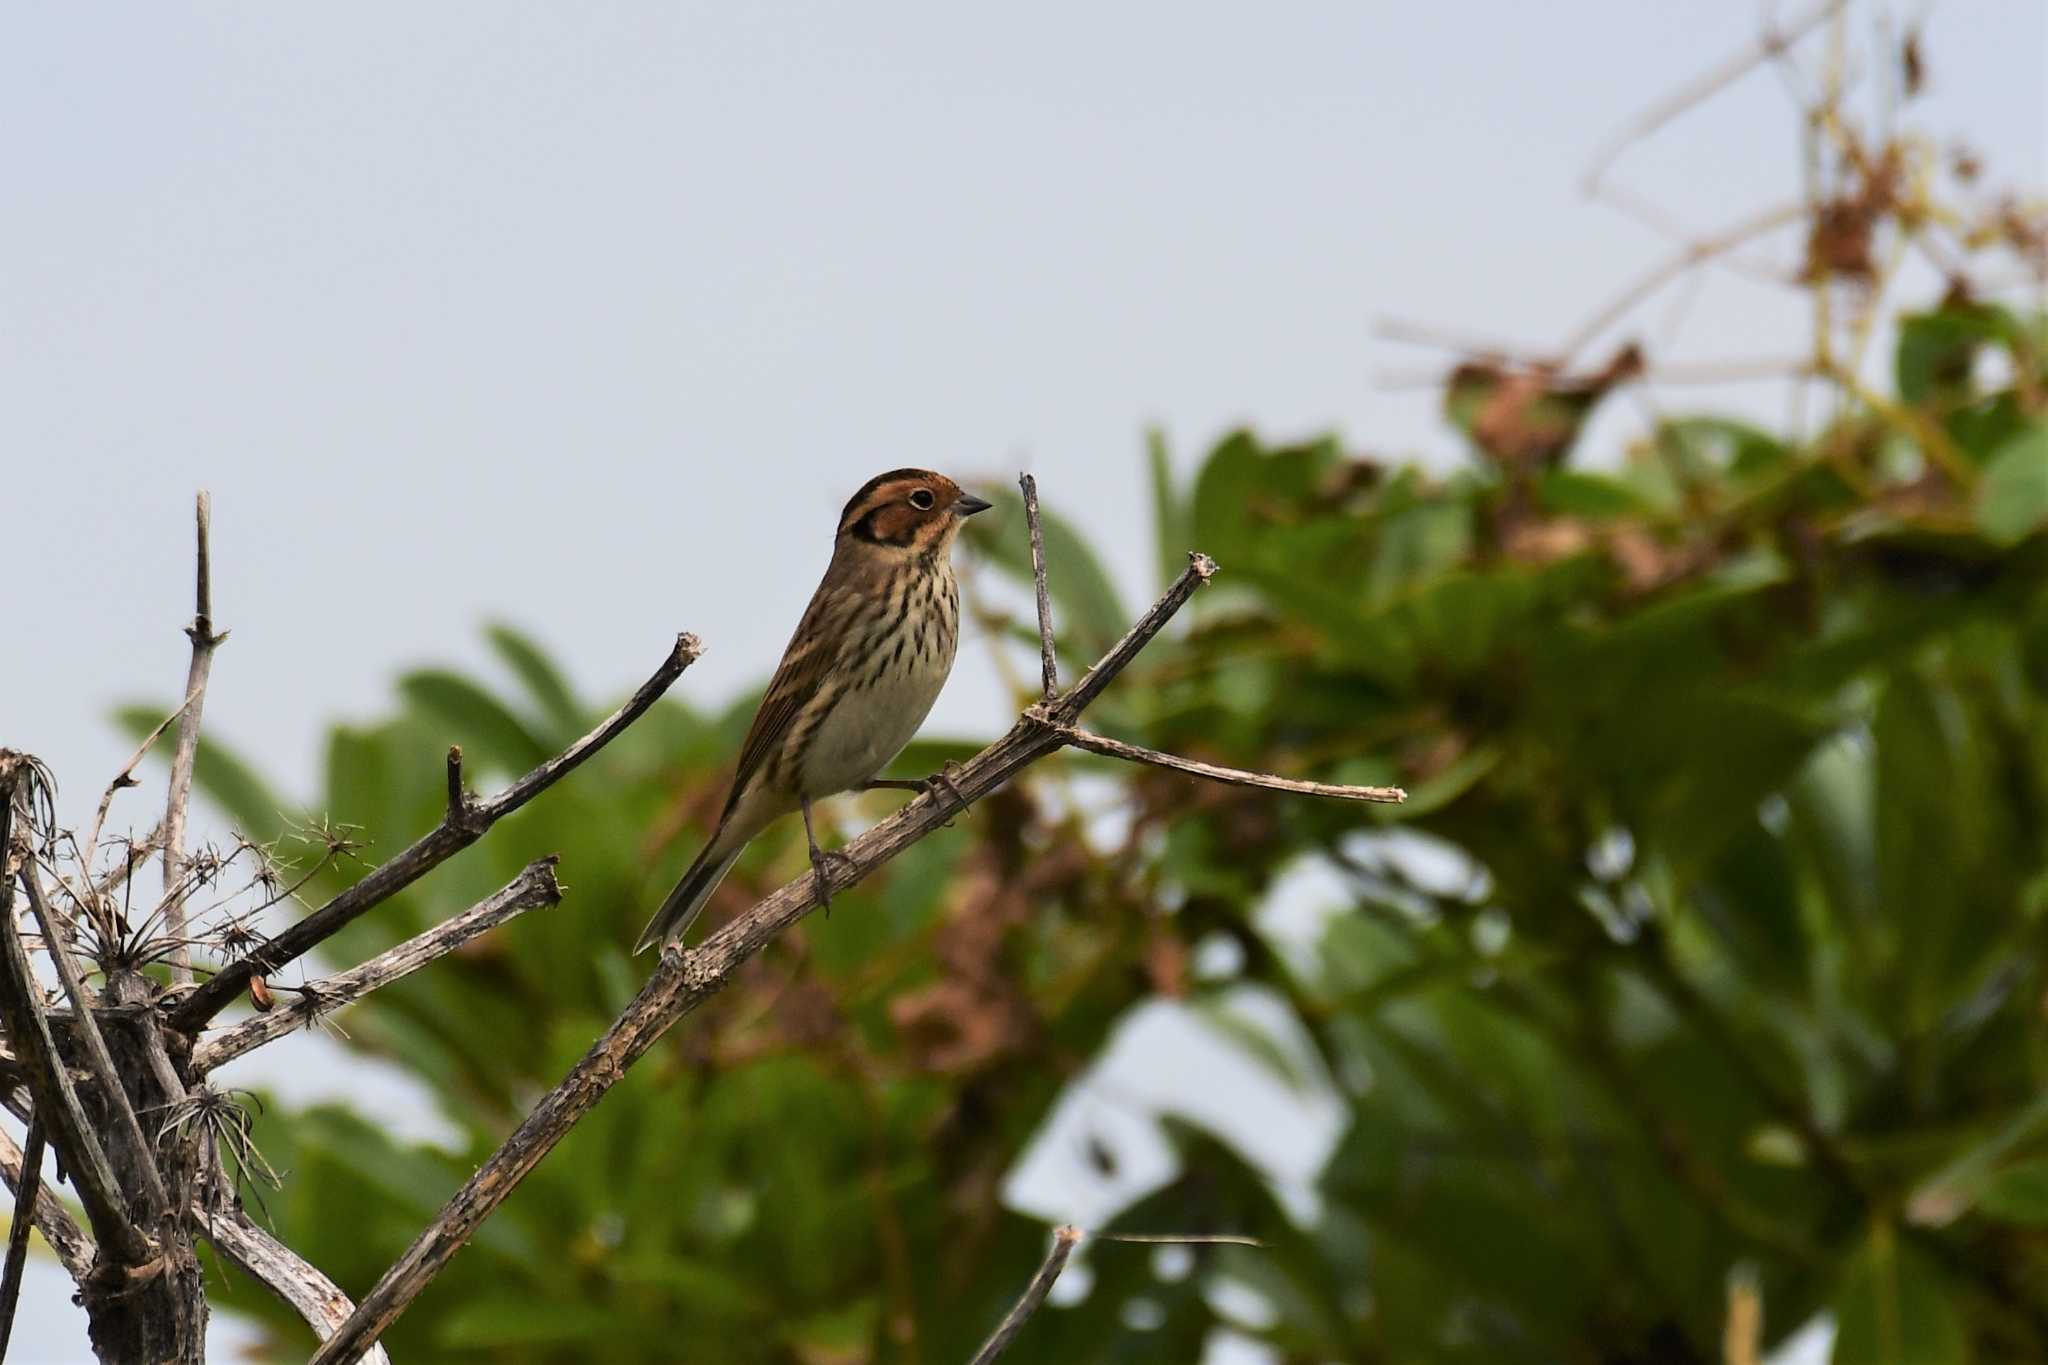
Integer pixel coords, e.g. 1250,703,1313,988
1978,1160,2048,1223
1148,425,1192,592
1975,423,2048,546
484,622,584,735
1897,303,2023,407
396,669,552,774
1536,469,1645,519
1831,1227,1966,1365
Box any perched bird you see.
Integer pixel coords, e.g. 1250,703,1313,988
634,469,992,954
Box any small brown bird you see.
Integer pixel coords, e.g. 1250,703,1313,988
634,469,991,954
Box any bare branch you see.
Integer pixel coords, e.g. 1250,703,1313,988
18,868,170,1214
1582,0,1846,193
0,767,155,1267
162,491,228,985
80,687,204,888
968,1224,1081,1365
0,1119,93,1280
306,554,1227,1364
169,633,703,1032
1020,473,1058,698
191,858,564,1073
0,1109,45,1354
1558,201,1808,365
1060,729,1406,804
202,1210,391,1365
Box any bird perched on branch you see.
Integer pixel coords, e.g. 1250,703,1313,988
635,469,992,954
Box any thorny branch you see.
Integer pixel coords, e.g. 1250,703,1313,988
162,491,227,985
307,488,1403,1364
18,867,170,1215
0,765,155,1268
191,858,564,1073
168,633,702,1031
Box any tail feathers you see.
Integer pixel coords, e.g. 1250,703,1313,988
634,845,743,955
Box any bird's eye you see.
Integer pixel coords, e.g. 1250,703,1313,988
907,489,936,511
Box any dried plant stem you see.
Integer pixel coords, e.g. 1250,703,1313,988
18,868,169,1214
1582,0,1846,193
191,859,563,1073
169,634,702,1032
1020,473,1058,697
162,492,227,985
1060,728,1405,803
968,1225,1082,1365
0,768,154,1267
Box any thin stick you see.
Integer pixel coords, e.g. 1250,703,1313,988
170,633,702,1032
1558,202,1807,364
0,769,155,1267
191,858,563,1072
1582,0,1847,193
203,1209,392,1365
162,491,227,984
79,686,204,887
967,1225,1083,1365
19,867,170,1214
1020,474,1058,698
0,1110,44,1356
0,1120,92,1280
1060,729,1406,804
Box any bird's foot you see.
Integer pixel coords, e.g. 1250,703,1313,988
808,842,856,913
862,763,970,824
923,762,970,824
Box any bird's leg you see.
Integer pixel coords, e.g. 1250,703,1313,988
801,797,854,912
860,762,970,823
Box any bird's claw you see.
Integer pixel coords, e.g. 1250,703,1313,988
809,844,856,913
923,762,970,825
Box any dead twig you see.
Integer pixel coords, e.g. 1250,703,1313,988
162,492,228,985
1020,473,1059,697
169,633,702,1032
191,858,564,1073
1060,728,1405,803
1583,0,1847,194
19,866,170,1215
968,1225,1082,1365
0,765,155,1267
966,1226,1266,1364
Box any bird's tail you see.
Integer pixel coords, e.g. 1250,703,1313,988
634,840,744,955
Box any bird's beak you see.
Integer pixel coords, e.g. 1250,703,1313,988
953,493,993,517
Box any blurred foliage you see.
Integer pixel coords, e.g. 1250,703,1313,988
128,292,2048,1364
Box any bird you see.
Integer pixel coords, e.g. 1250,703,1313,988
634,468,992,955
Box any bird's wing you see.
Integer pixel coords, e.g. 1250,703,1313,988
718,580,852,822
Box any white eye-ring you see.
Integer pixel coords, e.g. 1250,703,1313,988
908,489,936,510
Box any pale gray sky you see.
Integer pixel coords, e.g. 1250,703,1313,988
4,4,2041,1360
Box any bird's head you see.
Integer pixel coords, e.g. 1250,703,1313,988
836,469,992,556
